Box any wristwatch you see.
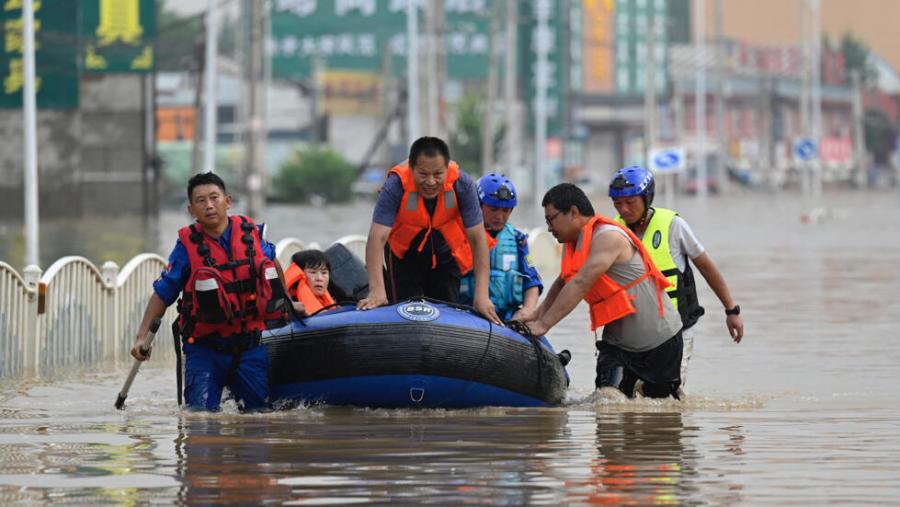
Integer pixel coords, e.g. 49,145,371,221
725,305,741,316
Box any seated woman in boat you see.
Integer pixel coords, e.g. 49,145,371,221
285,250,336,316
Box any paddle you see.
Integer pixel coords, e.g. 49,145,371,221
114,317,161,410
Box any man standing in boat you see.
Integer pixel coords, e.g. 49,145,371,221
458,173,543,321
520,183,684,399
130,172,292,412
357,136,501,325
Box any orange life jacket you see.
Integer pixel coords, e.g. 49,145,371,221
177,215,286,341
560,216,671,330
284,263,335,315
387,161,473,274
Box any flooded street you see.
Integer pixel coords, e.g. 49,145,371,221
3,190,900,504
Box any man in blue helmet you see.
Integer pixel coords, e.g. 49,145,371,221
459,173,543,321
608,166,744,385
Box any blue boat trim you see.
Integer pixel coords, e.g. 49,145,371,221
271,375,547,409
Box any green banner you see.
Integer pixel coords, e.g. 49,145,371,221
271,0,490,80
81,0,156,73
522,0,568,137
614,0,668,95
0,0,79,108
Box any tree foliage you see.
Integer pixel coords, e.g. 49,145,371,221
448,94,505,175
838,32,878,85
274,145,357,203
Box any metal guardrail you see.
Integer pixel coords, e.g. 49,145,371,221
0,255,172,379
1,235,562,380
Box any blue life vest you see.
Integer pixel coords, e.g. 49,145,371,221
459,223,524,319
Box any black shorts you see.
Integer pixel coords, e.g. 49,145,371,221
595,331,683,399
384,243,461,303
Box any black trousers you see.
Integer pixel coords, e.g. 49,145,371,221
384,244,461,303
595,331,683,399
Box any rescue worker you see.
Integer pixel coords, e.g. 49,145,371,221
608,166,743,384
520,183,684,399
130,172,292,412
284,249,335,316
357,136,501,325
459,173,543,321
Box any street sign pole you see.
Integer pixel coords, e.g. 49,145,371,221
406,0,418,145
23,0,39,267
203,0,218,174
533,0,550,222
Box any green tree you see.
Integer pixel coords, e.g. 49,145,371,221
156,6,203,71
274,145,357,203
448,94,505,175
839,32,877,85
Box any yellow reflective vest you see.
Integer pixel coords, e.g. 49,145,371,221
616,207,705,328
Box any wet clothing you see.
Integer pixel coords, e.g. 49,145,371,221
183,341,270,411
617,207,706,330
596,331,683,399
154,218,277,412
374,162,483,303
596,224,683,352
459,223,543,320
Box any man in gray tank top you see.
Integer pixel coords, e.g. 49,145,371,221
520,184,683,399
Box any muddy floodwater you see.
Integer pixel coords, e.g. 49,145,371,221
3,191,900,504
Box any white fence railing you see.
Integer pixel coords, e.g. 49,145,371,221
0,255,173,379
1,235,561,380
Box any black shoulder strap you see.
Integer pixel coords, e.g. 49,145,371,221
189,224,216,267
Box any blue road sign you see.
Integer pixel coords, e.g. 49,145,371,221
650,147,685,173
794,137,818,162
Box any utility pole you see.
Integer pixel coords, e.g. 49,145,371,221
644,3,657,165
244,0,265,218
23,0,38,266
669,80,683,208
191,41,204,175
203,0,218,174
799,0,811,195
810,0,822,199
851,70,866,188
435,0,446,139
694,0,708,200
534,0,550,215
481,2,500,175
406,0,419,145
713,0,728,193
504,0,519,182
424,0,439,136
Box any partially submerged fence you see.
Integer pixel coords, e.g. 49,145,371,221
1,232,559,380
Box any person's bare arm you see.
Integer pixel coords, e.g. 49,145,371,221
692,252,744,343
466,224,501,324
514,276,563,322
526,231,629,336
357,223,391,310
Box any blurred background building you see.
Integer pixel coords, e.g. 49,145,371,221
2,0,899,266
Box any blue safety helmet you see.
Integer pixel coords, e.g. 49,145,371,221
608,165,655,207
477,173,518,209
